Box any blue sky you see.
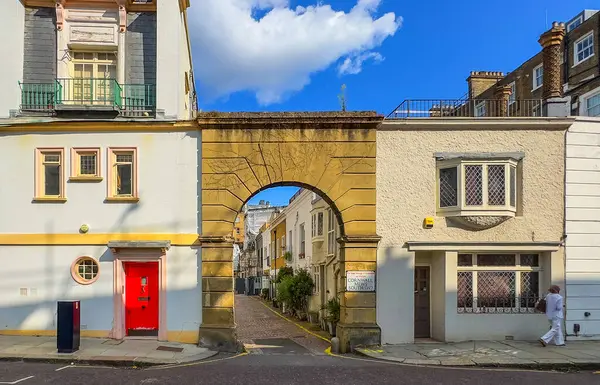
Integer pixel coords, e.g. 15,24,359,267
190,0,596,205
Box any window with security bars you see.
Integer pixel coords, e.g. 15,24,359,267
437,160,519,215
457,253,541,314
71,148,101,179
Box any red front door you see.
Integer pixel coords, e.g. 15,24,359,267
124,262,159,337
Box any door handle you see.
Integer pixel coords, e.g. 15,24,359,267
142,305,146,310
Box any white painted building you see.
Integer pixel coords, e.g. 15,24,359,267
0,0,199,344
565,117,600,340
284,189,313,272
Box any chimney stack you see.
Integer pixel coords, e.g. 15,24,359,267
467,71,505,99
538,21,566,100
494,84,513,117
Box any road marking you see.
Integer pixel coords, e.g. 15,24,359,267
0,376,35,384
55,366,71,372
145,351,249,371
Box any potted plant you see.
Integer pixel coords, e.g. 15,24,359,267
283,251,293,263
325,298,340,337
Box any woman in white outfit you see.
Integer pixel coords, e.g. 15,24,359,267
539,285,565,347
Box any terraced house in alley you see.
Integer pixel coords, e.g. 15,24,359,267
0,0,199,343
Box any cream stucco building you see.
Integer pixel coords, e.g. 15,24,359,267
376,118,573,344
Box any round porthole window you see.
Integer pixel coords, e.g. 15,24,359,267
71,257,100,285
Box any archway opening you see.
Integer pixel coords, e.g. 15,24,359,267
232,185,343,355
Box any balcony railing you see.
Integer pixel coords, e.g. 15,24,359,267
19,79,156,116
19,81,62,112
387,99,544,119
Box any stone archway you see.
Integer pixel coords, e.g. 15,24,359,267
197,112,382,353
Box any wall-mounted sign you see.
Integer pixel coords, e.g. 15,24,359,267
346,271,375,292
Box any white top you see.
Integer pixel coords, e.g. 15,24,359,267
545,293,564,320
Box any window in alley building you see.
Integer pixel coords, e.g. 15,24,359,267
70,52,117,105
71,256,100,285
327,209,336,255
457,253,541,314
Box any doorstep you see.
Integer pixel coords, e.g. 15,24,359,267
354,340,600,370
0,336,218,367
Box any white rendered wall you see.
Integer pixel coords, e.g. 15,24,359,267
0,1,24,118
284,190,312,272
0,131,199,234
565,117,600,340
0,246,200,335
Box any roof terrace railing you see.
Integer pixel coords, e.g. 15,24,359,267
386,99,544,119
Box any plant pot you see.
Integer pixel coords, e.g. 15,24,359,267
327,321,337,337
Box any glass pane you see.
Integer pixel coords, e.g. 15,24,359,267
476,254,516,266
439,167,458,207
44,154,60,163
487,165,506,205
116,154,133,163
520,254,539,267
79,154,96,175
521,272,540,299
116,164,132,195
477,271,516,306
44,164,60,196
457,272,473,309
464,165,483,205
458,254,472,266
83,52,94,60
317,212,323,236
510,166,516,207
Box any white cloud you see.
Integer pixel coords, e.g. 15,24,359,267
188,0,401,105
338,52,384,75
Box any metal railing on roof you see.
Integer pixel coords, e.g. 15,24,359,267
386,99,544,119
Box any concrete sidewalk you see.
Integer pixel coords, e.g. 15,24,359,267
0,336,218,367
355,340,600,369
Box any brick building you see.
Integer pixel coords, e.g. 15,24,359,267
466,9,599,118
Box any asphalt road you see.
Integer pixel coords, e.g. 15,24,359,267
0,354,598,385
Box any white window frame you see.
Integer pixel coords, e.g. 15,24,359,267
457,253,542,314
532,64,543,90
288,230,293,254
299,223,306,257
508,82,516,105
311,210,325,242
474,100,486,117
313,265,321,294
578,86,600,117
436,159,518,217
574,31,595,66
567,15,583,32
327,208,336,256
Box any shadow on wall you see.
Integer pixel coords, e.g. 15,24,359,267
0,191,201,336
376,245,581,344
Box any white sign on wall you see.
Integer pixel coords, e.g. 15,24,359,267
346,271,375,292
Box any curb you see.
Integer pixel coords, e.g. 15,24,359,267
0,350,220,368
353,348,600,372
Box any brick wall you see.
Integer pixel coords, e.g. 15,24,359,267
23,7,56,83
125,12,157,84
565,12,599,86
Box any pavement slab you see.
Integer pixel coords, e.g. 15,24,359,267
0,336,217,366
355,340,600,370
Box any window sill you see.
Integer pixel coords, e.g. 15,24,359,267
104,196,140,203
437,208,516,217
573,54,594,68
312,236,324,243
69,176,103,182
32,197,67,203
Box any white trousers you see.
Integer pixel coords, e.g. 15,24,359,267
541,317,565,346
